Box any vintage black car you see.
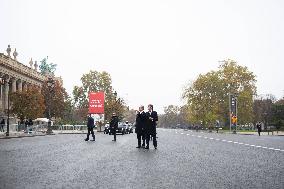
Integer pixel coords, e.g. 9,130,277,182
109,122,126,135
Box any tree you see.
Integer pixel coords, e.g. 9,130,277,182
72,70,125,122
39,57,57,75
183,59,257,128
10,86,45,121
41,79,70,121
253,95,275,129
272,98,284,132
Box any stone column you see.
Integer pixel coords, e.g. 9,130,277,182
0,85,2,111
23,82,27,91
5,81,9,110
17,80,22,92
12,79,17,92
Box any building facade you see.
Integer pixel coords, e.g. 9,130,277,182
0,45,48,130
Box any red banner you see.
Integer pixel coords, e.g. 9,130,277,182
89,92,105,114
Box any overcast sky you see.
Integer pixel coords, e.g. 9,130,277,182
1,0,284,113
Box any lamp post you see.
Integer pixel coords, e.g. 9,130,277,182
0,77,11,136
46,77,55,135
229,93,238,134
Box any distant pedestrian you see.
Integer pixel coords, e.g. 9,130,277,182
110,113,118,141
256,122,261,136
0,119,5,132
85,114,95,141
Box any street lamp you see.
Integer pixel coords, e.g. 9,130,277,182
46,77,55,135
0,77,11,136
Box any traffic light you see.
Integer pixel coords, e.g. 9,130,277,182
231,115,237,124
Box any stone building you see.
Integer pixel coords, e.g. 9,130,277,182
0,45,52,131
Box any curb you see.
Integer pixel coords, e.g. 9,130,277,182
0,134,47,140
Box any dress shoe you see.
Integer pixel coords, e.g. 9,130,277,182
145,146,149,149
136,146,141,148
154,147,157,149
84,139,89,141
112,140,116,141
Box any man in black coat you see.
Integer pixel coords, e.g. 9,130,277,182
110,112,119,141
256,122,262,136
85,114,95,141
135,106,147,148
145,104,158,149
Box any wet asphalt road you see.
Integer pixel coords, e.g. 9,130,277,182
0,129,284,189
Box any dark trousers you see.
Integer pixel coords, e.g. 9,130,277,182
113,130,116,141
0,125,4,132
146,133,157,147
257,129,261,136
86,128,95,140
137,133,143,147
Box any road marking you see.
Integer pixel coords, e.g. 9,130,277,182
166,129,284,153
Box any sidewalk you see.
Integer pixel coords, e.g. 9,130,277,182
0,131,46,139
225,131,284,136
0,130,103,139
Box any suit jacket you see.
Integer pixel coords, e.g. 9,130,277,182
135,111,146,134
110,116,119,130
146,111,158,135
87,117,95,129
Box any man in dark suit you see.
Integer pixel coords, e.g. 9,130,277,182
145,104,158,149
110,112,119,141
85,114,95,141
135,106,147,148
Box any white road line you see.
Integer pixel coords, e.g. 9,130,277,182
175,132,284,153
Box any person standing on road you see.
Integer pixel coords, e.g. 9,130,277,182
256,122,262,136
85,114,96,141
110,112,119,141
0,119,5,132
145,104,158,149
135,106,147,148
